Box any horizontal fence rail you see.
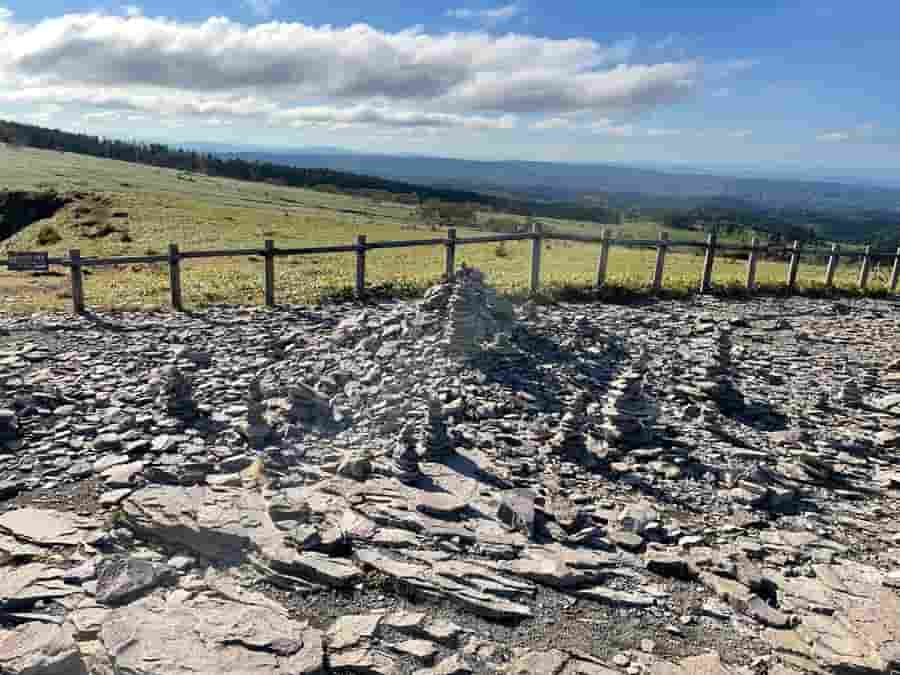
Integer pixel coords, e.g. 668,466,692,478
3,227,899,314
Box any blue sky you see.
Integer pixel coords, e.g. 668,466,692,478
0,0,897,169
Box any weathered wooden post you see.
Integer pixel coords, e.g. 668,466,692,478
786,240,801,293
264,239,275,307
355,234,367,300
700,231,716,293
530,222,543,295
858,245,872,289
69,249,85,314
445,228,457,280
890,247,900,292
596,228,611,288
825,243,840,288
168,243,183,311
746,237,759,290
652,231,669,292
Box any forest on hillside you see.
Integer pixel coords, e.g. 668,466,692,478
0,120,620,226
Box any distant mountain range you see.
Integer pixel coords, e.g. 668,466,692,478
212,149,900,214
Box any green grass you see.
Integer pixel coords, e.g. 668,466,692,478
0,144,893,313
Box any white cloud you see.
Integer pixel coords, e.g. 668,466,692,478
0,10,749,135
446,4,522,24
729,129,752,139
122,5,142,17
0,7,11,21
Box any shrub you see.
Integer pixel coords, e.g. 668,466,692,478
37,224,62,246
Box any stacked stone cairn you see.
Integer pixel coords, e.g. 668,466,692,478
393,422,423,484
602,363,655,448
240,378,274,449
0,408,18,447
419,398,452,460
151,365,195,418
550,390,590,454
861,367,879,392
277,382,333,427
840,372,863,408
425,266,501,355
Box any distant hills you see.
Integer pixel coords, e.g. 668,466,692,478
2,118,898,245
223,150,900,214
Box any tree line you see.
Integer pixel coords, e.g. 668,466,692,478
0,119,621,226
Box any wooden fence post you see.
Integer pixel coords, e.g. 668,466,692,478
596,228,611,288
825,243,840,288
858,245,872,289
530,222,543,295
445,228,457,280
700,232,716,293
168,243,183,311
746,237,759,290
652,231,669,292
786,240,801,293
355,234,366,299
69,249,85,314
264,239,275,307
890,247,900,292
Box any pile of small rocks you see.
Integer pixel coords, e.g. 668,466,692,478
150,365,196,418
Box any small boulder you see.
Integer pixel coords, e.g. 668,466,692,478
95,556,175,606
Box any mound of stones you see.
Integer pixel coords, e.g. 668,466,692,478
1,280,900,673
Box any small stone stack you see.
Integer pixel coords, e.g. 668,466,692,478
550,412,583,454
698,404,722,434
840,377,863,408
240,378,273,449
151,365,195,417
0,408,18,446
601,369,655,447
861,368,879,393
445,285,480,354
278,383,333,426
393,422,423,484
420,398,452,460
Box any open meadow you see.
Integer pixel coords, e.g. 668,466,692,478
0,144,887,313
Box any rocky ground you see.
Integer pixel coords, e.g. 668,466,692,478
0,269,899,675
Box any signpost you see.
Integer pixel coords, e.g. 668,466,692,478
7,252,49,272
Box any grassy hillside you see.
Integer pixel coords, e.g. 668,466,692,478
0,144,886,313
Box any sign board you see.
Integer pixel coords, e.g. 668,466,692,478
7,252,49,272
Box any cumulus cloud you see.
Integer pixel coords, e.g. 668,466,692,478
0,10,746,134
446,4,522,24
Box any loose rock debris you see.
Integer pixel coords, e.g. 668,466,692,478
0,268,899,673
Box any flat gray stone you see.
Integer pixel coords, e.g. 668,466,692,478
95,556,175,606
0,508,99,547
0,622,87,675
99,593,325,675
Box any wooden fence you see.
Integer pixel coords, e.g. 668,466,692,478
5,223,900,313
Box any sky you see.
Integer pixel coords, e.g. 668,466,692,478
0,0,897,169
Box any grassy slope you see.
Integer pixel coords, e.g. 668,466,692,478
0,144,885,313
